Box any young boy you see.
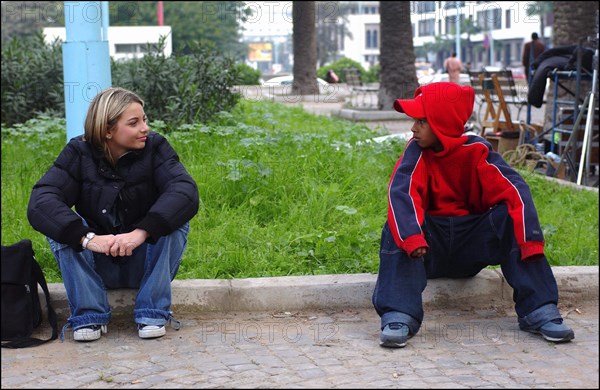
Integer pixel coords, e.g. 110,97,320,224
373,82,574,348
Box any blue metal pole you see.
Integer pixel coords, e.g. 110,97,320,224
63,1,111,142
455,4,460,61
551,71,558,153
101,1,109,40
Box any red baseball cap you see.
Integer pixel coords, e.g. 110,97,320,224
393,88,425,118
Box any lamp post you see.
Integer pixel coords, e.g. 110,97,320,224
455,3,461,61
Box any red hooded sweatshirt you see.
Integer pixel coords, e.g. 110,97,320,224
388,82,545,261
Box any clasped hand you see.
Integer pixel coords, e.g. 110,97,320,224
86,229,149,257
410,247,428,258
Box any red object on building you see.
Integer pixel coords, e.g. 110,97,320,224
483,34,490,49
157,1,164,26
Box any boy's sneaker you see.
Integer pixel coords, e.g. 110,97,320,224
522,319,574,342
73,325,107,342
138,324,166,339
380,322,410,348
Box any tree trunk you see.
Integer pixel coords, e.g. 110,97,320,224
552,2,598,46
292,2,318,95
378,1,418,110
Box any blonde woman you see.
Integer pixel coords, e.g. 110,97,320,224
28,87,199,342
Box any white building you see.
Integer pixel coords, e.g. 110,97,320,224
341,1,552,72
241,1,552,74
43,26,173,61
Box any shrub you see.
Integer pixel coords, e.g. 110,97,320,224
317,57,367,83
1,33,64,126
112,39,240,130
363,64,380,83
233,62,261,85
2,34,241,129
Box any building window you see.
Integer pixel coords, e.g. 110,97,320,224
365,24,379,49
363,6,378,14
445,14,464,35
491,8,501,29
364,54,379,67
418,19,435,37
355,7,379,15
416,1,436,14
476,7,502,31
505,10,511,29
443,2,465,9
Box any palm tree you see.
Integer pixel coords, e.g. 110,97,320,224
525,1,555,42
292,1,319,95
552,1,598,46
378,1,418,110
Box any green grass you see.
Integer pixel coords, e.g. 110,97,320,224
2,100,598,282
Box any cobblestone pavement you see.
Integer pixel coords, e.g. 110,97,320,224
2,301,598,388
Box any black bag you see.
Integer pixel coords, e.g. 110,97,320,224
1,239,58,348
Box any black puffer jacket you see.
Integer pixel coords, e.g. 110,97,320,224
527,45,595,108
27,131,199,250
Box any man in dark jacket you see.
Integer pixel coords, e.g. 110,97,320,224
28,87,199,342
522,32,546,81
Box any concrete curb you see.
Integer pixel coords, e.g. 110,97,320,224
44,266,598,316
335,108,409,121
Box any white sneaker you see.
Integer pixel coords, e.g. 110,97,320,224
138,324,166,339
73,325,107,342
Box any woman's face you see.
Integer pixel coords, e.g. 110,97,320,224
106,102,149,160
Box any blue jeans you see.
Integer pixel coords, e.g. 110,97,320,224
372,204,560,335
48,222,190,333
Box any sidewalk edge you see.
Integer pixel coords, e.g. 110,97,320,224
43,266,598,316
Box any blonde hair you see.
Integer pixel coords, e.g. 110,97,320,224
84,87,144,166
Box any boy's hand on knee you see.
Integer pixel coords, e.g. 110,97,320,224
523,253,544,262
410,247,428,258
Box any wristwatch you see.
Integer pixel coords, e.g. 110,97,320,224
82,232,96,250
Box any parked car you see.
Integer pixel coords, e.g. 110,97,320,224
415,62,435,80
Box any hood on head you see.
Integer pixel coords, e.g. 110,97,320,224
394,82,475,155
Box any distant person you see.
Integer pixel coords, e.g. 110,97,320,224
325,69,339,84
373,82,575,348
522,32,546,81
464,61,472,73
443,52,463,84
28,87,200,342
